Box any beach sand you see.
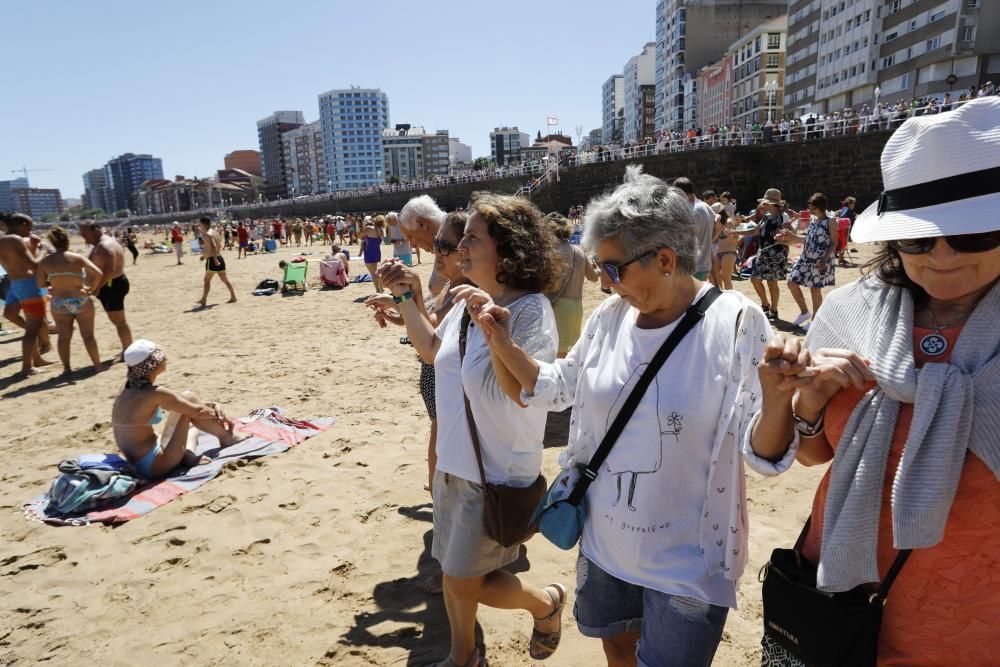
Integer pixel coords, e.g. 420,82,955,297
0,233,860,666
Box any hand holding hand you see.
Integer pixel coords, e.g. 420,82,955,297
794,348,873,414
476,302,513,348
758,333,813,399
378,261,419,296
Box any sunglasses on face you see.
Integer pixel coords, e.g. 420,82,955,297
591,249,656,284
888,231,1000,255
433,238,458,256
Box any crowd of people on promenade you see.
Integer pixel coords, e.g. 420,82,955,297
2,96,998,667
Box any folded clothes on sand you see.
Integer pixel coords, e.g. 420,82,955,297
24,407,334,526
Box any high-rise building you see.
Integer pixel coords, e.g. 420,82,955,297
318,88,391,191
876,0,999,104
489,127,531,165
588,128,604,147
256,111,305,199
0,177,29,211
731,16,788,127
640,84,657,138
697,53,735,129
81,168,113,213
281,121,327,196
624,43,657,142
654,0,787,132
602,75,625,143
448,137,473,168
224,150,262,176
12,188,63,219
382,126,451,181
104,153,164,213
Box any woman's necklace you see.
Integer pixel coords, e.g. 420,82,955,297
918,308,969,356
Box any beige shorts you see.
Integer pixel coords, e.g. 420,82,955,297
431,469,520,578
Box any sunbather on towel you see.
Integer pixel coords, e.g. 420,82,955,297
113,339,249,479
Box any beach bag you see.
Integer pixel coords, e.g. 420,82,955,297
759,517,911,667
46,460,139,515
532,287,722,550
459,312,546,548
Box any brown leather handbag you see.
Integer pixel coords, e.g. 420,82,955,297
459,311,547,547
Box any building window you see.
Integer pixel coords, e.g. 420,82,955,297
962,25,976,40
967,0,980,6
900,73,910,90
927,36,942,50
885,31,896,41
882,55,895,68
767,33,781,49
930,10,945,21
767,53,780,68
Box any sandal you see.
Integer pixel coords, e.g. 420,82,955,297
529,583,567,660
435,648,485,667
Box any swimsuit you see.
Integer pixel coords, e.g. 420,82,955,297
115,406,165,479
205,256,227,273
51,296,90,316
97,275,130,312
4,277,47,317
362,236,382,264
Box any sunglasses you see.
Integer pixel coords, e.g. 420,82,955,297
433,238,458,256
888,231,1000,255
591,249,656,284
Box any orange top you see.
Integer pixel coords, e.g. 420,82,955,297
801,325,1000,666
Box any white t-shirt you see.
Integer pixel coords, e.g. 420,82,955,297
389,224,412,257
693,200,715,274
434,293,557,486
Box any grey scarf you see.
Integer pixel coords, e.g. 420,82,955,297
805,277,1000,592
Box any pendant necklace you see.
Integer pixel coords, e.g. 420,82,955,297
919,308,968,356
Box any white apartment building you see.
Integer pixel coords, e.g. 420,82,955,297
281,120,327,195
814,0,883,111
602,75,625,143
489,127,530,165
731,16,788,127
449,137,472,168
623,43,656,142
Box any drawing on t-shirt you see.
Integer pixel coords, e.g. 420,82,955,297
604,363,663,512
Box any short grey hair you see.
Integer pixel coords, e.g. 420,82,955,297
582,165,700,275
399,195,445,231
386,211,398,220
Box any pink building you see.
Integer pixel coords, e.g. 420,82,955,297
698,53,734,130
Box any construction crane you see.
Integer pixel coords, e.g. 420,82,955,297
10,166,55,184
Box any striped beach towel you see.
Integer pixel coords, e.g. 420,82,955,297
24,407,334,526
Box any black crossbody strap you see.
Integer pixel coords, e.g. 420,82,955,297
458,310,488,486
567,287,722,505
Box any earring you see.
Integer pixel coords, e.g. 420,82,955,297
501,257,516,272
664,272,672,277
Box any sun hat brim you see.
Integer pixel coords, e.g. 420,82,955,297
851,191,1000,243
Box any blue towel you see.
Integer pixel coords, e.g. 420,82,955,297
77,453,130,471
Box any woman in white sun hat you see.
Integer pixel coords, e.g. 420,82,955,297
745,96,1000,665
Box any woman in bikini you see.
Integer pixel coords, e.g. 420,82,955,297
113,340,249,479
35,226,104,375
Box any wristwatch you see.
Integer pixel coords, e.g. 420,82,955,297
792,407,825,437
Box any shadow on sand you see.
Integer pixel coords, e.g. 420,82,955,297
338,502,533,665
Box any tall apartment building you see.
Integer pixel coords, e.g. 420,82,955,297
731,16,788,127
784,0,881,115
104,153,163,212
256,111,305,199
0,177,29,211
877,0,1000,103
224,150,262,176
81,168,113,212
13,188,63,219
654,0,787,132
318,88,391,191
697,53,735,129
449,137,473,168
381,125,451,181
489,127,530,165
640,85,657,138
588,128,604,148
282,121,327,196
602,75,625,143
624,43,657,142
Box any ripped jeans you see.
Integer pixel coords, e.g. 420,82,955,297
574,552,728,667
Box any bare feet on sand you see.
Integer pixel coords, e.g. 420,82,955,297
227,297,238,303
218,430,251,447
182,450,211,467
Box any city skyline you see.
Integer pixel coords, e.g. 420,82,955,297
1,0,651,200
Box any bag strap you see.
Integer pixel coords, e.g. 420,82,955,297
566,287,722,505
459,310,488,486
795,516,912,603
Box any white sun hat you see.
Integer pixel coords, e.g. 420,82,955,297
852,96,1000,243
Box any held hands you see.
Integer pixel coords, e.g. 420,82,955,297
364,293,403,328
377,259,418,296
450,285,513,348
758,333,873,412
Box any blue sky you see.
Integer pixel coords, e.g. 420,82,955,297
2,1,654,200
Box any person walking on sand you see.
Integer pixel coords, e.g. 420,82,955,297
197,217,237,307
236,221,249,259
80,222,134,357
171,222,184,265
0,213,54,375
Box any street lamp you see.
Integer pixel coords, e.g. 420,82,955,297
765,80,778,124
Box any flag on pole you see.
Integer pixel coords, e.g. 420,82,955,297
547,116,559,126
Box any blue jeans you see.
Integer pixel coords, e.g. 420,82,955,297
574,553,728,667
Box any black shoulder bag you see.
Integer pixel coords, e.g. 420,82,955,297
760,517,912,666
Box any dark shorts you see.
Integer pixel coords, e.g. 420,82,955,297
239,242,249,249
97,275,130,313
205,256,227,273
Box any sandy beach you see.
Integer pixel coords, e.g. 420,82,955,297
0,232,859,666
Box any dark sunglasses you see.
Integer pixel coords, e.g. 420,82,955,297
433,238,458,256
888,231,1000,255
591,249,656,284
